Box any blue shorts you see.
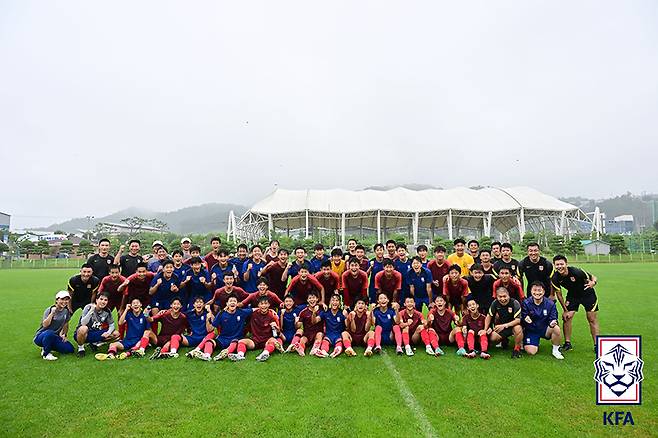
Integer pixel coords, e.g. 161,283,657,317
152,300,170,310
215,336,239,350
414,297,429,311
120,337,141,349
524,329,550,347
75,328,105,344
183,334,205,348
380,329,395,346
283,330,296,344
325,332,343,346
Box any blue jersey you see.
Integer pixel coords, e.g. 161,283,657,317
124,311,149,340
173,264,191,281
210,263,234,289
373,307,396,333
394,258,412,299
368,258,385,292
241,259,267,292
212,308,253,340
150,273,181,307
308,255,329,274
280,307,301,339
186,269,212,302
521,297,558,333
185,309,209,337
321,309,346,337
288,259,311,278
405,268,433,299
230,257,249,284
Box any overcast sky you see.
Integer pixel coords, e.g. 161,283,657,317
2,1,657,229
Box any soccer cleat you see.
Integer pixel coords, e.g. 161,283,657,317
77,349,86,358
405,345,414,356
95,353,113,361
273,340,285,354
149,347,162,360
309,347,319,356
511,349,522,359
132,349,145,358
396,346,403,355
214,349,229,361
434,347,445,356
170,352,179,359
456,348,467,356
186,349,200,359
285,343,296,354
294,343,306,357
425,345,434,355
200,353,211,361
117,352,129,360
345,347,357,357
552,349,565,360
480,351,491,360
228,353,245,362
364,347,373,357
256,351,270,362
373,346,382,355
561,341,573,352
314,349,329,358
466,350,477,359
330,348,342,358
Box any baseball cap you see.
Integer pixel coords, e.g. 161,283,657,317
152,240,164,248
181,237,191,244
55,291,70,299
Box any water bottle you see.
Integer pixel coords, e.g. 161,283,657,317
272,326,279,338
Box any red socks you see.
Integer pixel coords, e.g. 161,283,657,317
204,342,214,355
467,332,475,351
161,345,170,353
392,325,402,347
138,336,149,350
321,339,330,353
343,338,351,349
265,342,275,354
429,330,439,349
237,341,247,354
367,337,375,348
455,332,465,349
374,325,383,347
401,330,410,347
420,329,430,346
480,334,488,352
227,341,238,354
170,335,181,353
291,335,301,345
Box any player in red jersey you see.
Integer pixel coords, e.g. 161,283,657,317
341,257,368,308
455,297,490,360
344,296,375,356
239,278,283,309
288,291,325,356
118,262,156,311
492,267,525,302
229,295,283,362
259,248,289,299
425,294,460,356
354,245,369,271
286,263,325,306
203,236,222,270
206,272,249,313
427,245,450,298
395,296,427,356
98,264,126,315
374,259,402,303
148,297,188,359
442,265,469,313
314,260,340,305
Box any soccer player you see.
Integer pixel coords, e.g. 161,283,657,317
149,259,181,313
279,295,302,347
230,244,249,283
492,267,525,302
330,247,347,278
393,244,412,301
229,295,283,362
68,263,100,314
118,262,155,314
147,245,170,273
551,255,599,352
370,259,402,304
259,248,289,299
180,237,192,258
467,239,481,264
180,256,213,303
522,281,564,359
264,239,280,263
344,238,358,260
493,243,520,278
428,245,450,298
485,286,523,359
288,291,325,356
518,243,553,297
286,263,325,306
372,292,403,354
87,238,115,280
34,291,74,360
447,238,474,277
425,294,460,356
204,236,222,270
478,249,496,276
172,250,192,295
240,278,283,309
242,245,267,293
282,246,310,280
98,264,126,315
309,243,329,274
416,244,429,267
491,241,502,262
317,294,350,358
396,296,427,356
315,260,340,305
207,273,249,313
455,297,490,359
95,298,151,360
181,296,213,353
367,243,386,303
354,244,369,271
345,297,375,356
442,265,469,313
114,239,143,277
384,239,398,260
74,292,119,357
406,256,433,311
210,249,238,290
465,264,495,315
341,257,368,309
148,297,188,359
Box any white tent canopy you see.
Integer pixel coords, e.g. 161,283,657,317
231,186,589,244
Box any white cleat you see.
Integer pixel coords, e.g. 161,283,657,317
43,353,58,361
228,353,246,362
405,345,415,356
425,345,434,355
552,349,565,360
256,351,270,362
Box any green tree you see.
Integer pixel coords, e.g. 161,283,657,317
19,239,35,255
0,242,9,252
521,232,537,249
548,235,565,255
479,235,493,249
78,239,94,256
37,239,50,256
608,235,628,255
565,236,584,255
60,240,73,254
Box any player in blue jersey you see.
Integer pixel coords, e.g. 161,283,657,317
148,260,181,314
181,296,212,354
316,294,350,358
371,292,403,355
210,249,238,290
522,281,564,360
95,297,151,360
242,245,267,293
393,244,412,302
180,257,213,304
279,294,303,348
309,243,330,274
416,244,430,267
406,256,434,311
368,243,386,304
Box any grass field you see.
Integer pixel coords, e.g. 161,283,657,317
1,264,656,437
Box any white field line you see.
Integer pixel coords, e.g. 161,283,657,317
381,351,438,438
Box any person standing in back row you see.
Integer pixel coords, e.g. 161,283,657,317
87,238,114,281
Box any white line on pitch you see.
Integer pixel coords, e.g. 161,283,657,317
381,351,438,438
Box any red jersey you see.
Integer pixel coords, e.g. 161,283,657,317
286,275,324,306
428,308,455,335
298,306,324,339
264,262,287,298
124,272,156,303
399,308,423,333
99,275,126,306
240,291,283,309
341,270,368,308
211,286,249,309
314,271,340,304
492,279,525,301
462,312,486,333
204,252,220,270
358,258,369,272
154,311,188,337
249,309,279,345
443,277,469,300
349,311,369,339
427,260,450,296
374,271,402,300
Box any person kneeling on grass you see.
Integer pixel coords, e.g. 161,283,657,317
484,286,523,359
345,296,375,357
34,291,75,361
455,297,490,360
181,296,213,354
396,296,429,357
74,292,119,357
521,281,564,360
149,297,189,360
287,291,325,357
371,292,403,355
95,298,151,360
229,295,284,362
316,294,351,358
278,294,303,348
425,294,461,356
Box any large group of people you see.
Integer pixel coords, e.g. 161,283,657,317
34,236,601,363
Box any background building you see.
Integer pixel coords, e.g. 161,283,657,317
0,212,10,243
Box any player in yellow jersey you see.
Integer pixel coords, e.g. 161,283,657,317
447,238,475,277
